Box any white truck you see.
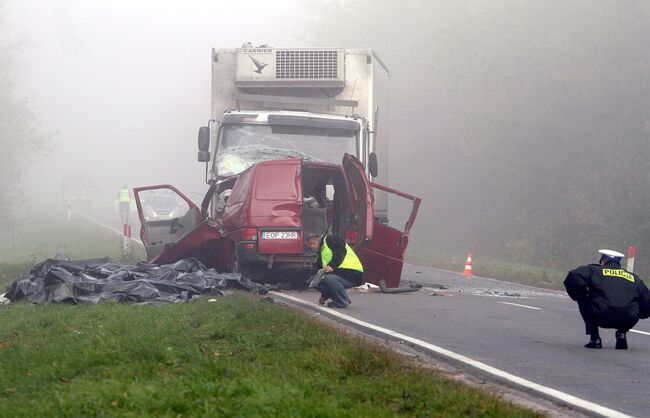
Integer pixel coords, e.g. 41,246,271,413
133,44,421,288
197,44,390,222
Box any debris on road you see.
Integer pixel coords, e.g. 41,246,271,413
379,279,422,294
503,291,521,297
355,282,380,293
430,291,452,296
4,257,268,305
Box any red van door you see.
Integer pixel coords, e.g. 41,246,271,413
239,160,304,255
342,154,422,288
342,154,374,243
359,183,421,288
134,185,224,267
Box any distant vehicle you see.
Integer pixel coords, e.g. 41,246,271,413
140,192,189,221
134,155,420,287
62,176,93,212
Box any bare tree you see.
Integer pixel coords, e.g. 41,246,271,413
0,3,48,234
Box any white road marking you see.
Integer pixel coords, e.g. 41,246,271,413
273,292,634,418
498,301,542,310
630,329,650,336
81,216,144,247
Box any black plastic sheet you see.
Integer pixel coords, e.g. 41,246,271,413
4,257,268,305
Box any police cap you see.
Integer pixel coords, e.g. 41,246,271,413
598,249,625,260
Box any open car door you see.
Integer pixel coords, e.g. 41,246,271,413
357,183,421,289
342,154,422,287
342,154,374,243
134,185,224,267
134,185,202,260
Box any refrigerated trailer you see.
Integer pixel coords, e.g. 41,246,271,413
197,45,390,222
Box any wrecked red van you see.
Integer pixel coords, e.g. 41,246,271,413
134,154,420,288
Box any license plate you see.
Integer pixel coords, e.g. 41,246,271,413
261,231,299,240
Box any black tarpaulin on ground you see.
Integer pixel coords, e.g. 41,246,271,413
4,257,268,304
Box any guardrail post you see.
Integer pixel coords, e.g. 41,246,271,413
627,245,636,273
122,224,132,255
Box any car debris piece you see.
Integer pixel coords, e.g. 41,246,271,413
503,292,521,297
378,279,421,294
430,291,452,297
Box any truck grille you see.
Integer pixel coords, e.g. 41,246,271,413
275,49,339,79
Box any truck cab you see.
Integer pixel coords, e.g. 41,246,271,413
198,45,390,221
212,111,363,178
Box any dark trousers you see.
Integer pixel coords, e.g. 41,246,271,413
315,274,355,307
577,299,599,336
577,299,634,335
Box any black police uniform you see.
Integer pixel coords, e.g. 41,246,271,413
564,260,650,336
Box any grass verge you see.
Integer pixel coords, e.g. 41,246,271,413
0,295,542,417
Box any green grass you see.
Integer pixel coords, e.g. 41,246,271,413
0,262,34,291
407,247,567,290
0,295,542,417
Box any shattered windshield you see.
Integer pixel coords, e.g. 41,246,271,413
215,124,358,176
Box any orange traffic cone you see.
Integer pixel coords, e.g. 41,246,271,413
463,253,473,277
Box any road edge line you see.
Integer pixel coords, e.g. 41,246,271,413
80,216,144,247
272,291,633,418
498,301,542,310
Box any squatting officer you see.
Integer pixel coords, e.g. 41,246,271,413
564,249,650,349
307,234,364,308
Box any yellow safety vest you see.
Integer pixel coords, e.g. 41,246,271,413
321,237,363,272
118,188,130,202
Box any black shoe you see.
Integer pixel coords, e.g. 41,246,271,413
585,336,602,349
326,301,347,308
615,331,628,350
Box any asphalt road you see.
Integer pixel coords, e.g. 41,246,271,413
273,264,650,418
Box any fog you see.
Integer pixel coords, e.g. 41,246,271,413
4,1,650,277
4,0,307,203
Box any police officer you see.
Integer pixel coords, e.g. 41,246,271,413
306,234,364,308
564,249,650,349
116,185,131,225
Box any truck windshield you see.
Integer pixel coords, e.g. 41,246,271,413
215,124,358,176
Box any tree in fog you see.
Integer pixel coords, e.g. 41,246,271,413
303,1,650,275
0,3,47,227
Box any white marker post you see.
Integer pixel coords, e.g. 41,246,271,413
122,224,132,255
627,245,636,273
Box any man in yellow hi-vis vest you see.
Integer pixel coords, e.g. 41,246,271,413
307,234,364,308
116,185,131,225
